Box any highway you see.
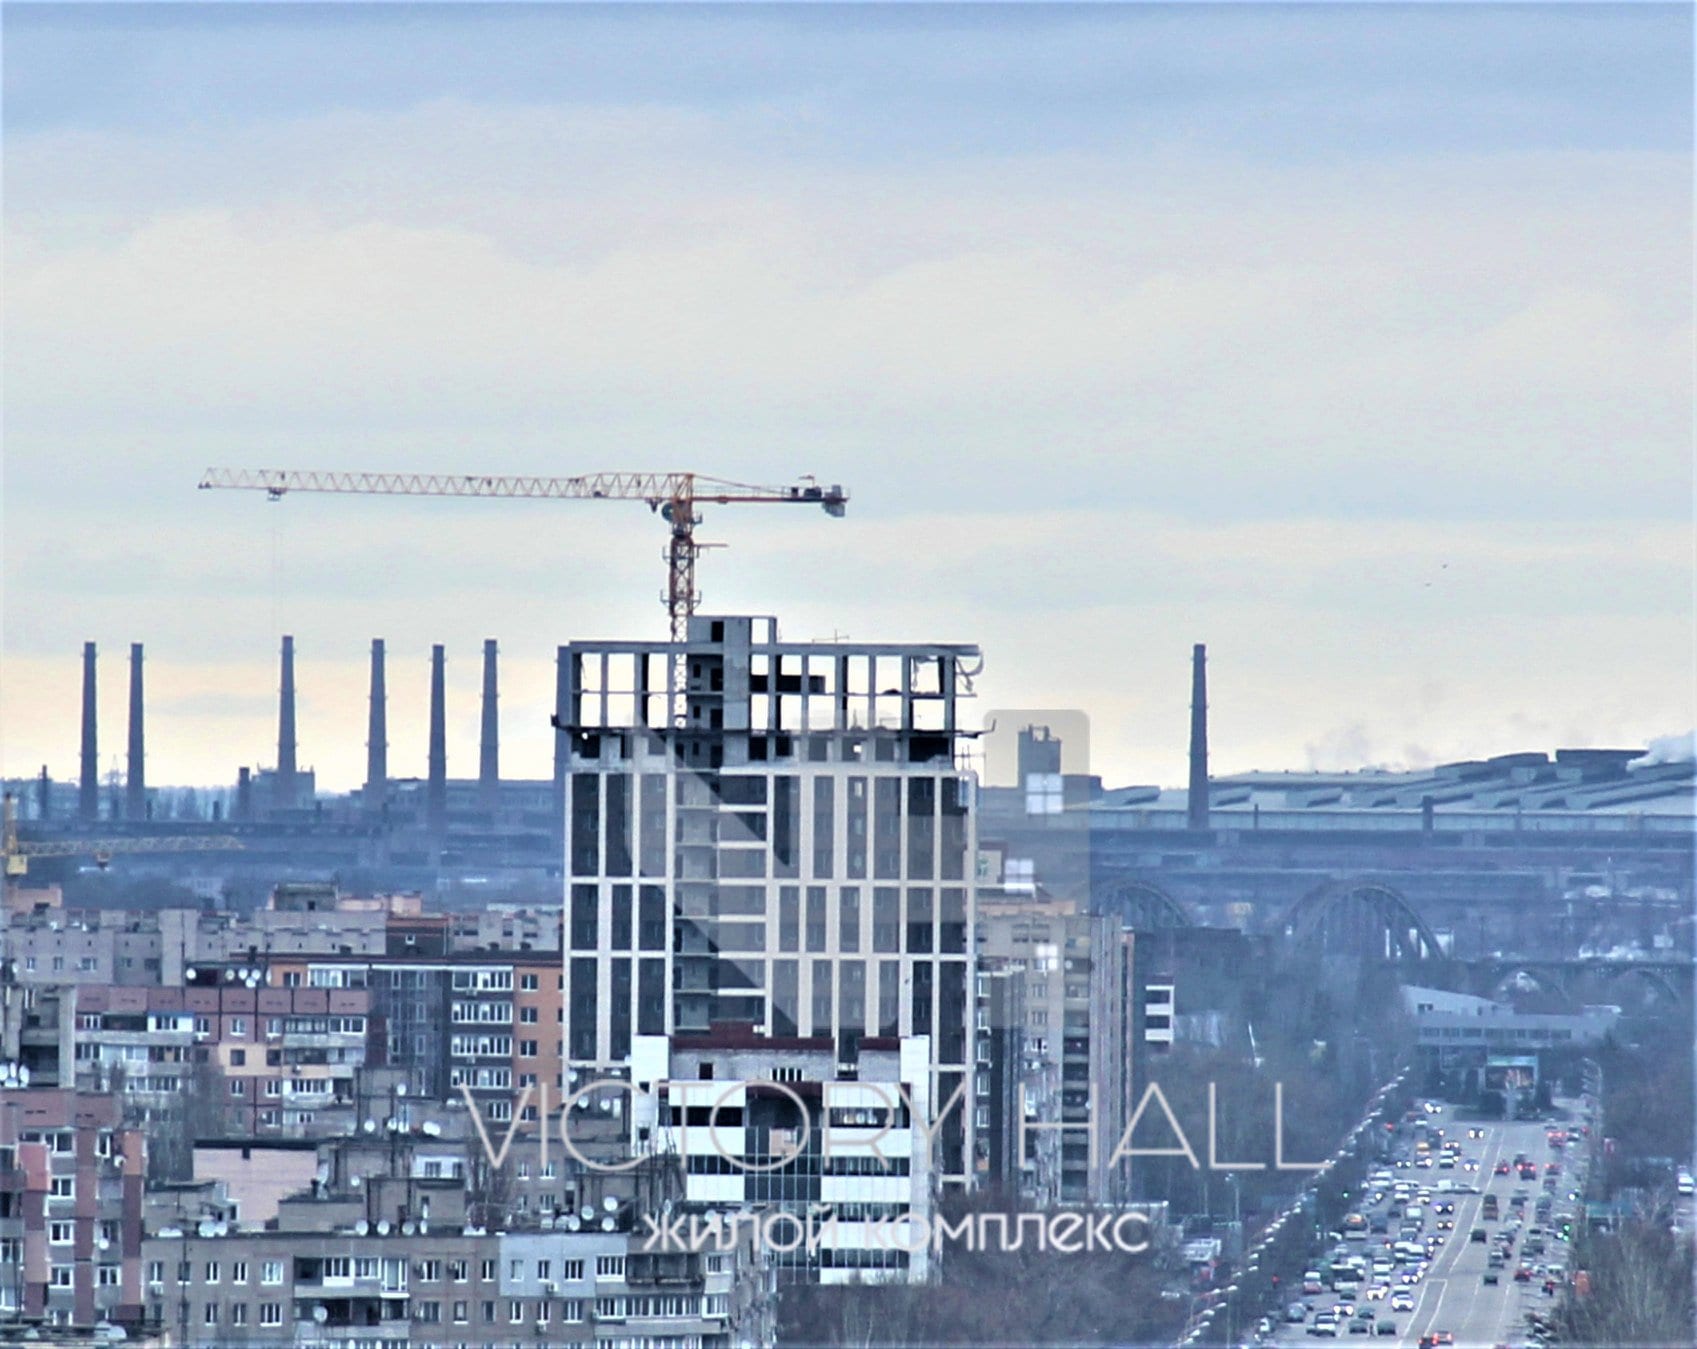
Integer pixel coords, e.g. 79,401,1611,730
1261,1097,1588,1349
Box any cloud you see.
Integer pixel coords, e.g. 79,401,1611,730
2,7,1691,790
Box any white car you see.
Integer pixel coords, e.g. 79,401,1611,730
1390,1291,1414,1312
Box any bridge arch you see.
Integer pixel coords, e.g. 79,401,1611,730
1094,879,1196,931
1487,965,1576,1009
1280,879,1443,960
1584,963,1684,1010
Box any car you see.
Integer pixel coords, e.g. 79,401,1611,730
1495,1161,1511,1175
1376,1321,1397,1337
1390,1291,1414,1312
1468,1127,1486,1139
1471,1227,1487,1243
1515,1266,1533,1282
1365,1283,1388,1301
1483,1271,1500,1285
1349,1321,1371,1335
1436,1218,1454,1231
1288,1303,1309,1323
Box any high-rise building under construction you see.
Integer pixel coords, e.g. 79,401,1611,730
557,614,981,1183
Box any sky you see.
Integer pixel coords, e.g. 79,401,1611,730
3,2,1693,793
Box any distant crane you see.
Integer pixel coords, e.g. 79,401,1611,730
197,468,848,641
2,793,242,894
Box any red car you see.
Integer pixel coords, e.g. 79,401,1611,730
1545,1163,1561,1176
1514,1267,1533,1282
1494,1162,1511,1175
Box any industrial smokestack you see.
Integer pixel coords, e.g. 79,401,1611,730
1187,643,1209,832
479,639,499,810
236,766,252,821
79,642,99,821
277,635,298,809
365,639,388,813
427,644,447,835
126,642,146,820
37,766,51,822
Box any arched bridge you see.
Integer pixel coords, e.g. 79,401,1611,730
1277,878,1445,961
1457,957,1694,1011
1093,879,1197,931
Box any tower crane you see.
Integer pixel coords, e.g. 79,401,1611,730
2,794,242,895
197,468,848,641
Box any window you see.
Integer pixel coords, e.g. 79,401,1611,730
561,1260,583,1281
453,1300,468,1324
97,1265,119,1287
561,1299,584,1321
260,1302,282,1327
231,1305,248,1327
418,1300,442,1324
49,1221,73,1244
232,1260,249,1283
229,1079,245,1096
520,1006,539,1024
508,1259,523,1280
49,1177,73,1199
595,1256,625,1279
536,1260,551,1280
509,1300,524,1324
205,1261,220,1283
520,973,539,991
147,1261,164,1286
230,1016,248,1036
202,1304,220,1327
419,1259,442,1281
261,1260,283,1285
449,1259,468,1283
481,1300,496,1322
480,1260,497,1281
49,1266,73,1289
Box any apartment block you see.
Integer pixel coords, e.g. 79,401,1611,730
0,1089,146,1330
560,615,979,1184
975,891,1135,1206
631,1030,935,1284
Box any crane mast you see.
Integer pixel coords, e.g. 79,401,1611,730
198,467,848,640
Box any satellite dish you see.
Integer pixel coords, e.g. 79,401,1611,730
376,1220,391,1236
600,1216,615,1232
540,1217,554,1230
401,1221,416,1236
396,1084,408,1097
421,1122,441,1137
197,1220,215,1238
312,1306,329,1324
355,1220,369,1236
581,1206,595,1221
185,968,198,981
418,1220,428,1235
603,1196,618,1213
97,1238,111,1251
350,1176,362,1188
215,1222,229,1237
363,1120,376,1134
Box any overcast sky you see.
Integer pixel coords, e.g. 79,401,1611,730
3,2,1692,793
